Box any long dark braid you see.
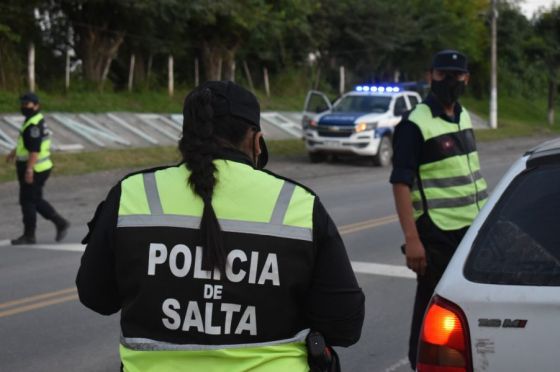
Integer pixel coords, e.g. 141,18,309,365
179,87,253,273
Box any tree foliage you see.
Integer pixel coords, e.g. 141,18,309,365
0,0,557,101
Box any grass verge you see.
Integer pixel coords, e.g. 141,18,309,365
464,96,560,141
0,139,306,184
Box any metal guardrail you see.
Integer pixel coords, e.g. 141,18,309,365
1,112,302,154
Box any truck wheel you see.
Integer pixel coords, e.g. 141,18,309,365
309,152,326,163
372,136,392,167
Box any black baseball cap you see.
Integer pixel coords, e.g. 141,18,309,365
20,92,40,104
196,81,268,168
431,50,468,73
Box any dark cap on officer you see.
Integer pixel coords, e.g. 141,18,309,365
194,81,268,167
200,81,261,130
431,50,468,73
20,92,40,104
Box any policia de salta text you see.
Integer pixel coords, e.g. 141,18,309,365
6,92,69,245
77,81,365,371
391,50,488,370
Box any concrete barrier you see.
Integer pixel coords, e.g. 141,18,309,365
0,112,304,154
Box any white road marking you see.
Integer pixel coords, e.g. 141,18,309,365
351,261,415,279
0,242,85,252
383,357,409,372
2,242,416,279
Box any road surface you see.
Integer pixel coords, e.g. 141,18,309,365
0,136,550,371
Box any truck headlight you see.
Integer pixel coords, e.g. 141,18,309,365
309,119,318,129
355,122,378,133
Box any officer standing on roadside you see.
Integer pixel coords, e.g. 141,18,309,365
390,50,488,369
5,93,69,245
77,81,364,371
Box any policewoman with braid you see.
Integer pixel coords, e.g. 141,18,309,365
77,81,364,372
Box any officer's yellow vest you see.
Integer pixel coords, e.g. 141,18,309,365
117,160,315,372
16,112,53,172
409,104,488,231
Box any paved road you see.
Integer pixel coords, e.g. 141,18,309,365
0,136,551,371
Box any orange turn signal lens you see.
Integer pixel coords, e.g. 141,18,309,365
417,296,472,372
422,304,464,348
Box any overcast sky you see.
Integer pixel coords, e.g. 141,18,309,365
519,0,557,17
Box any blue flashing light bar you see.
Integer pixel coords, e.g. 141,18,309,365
354,85,401,93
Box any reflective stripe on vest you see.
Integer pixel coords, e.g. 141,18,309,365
15,113,53,172
409,103,488,230
117,161,315,371
121,328,309,351
118,162,313,241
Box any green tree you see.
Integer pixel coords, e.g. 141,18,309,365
49,0,148,87
535,6,560,125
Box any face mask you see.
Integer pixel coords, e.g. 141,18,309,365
21,107,36,117
256,136,268,169
431,75,466,106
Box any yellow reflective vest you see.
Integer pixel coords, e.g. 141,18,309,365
116,160,316,372
16,112,53,173
409,103,488,231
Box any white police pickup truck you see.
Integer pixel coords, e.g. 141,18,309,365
302,85,422,166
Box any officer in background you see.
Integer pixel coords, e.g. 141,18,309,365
77,81,364,371
390,50,488,369
5,93,69,245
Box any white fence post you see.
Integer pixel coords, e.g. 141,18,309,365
263,67,270,97
28,43,35,91
339,65,345,95
168,54,174,97
128,54,135,92
195,58,200,87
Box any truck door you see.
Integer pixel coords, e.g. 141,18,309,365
301,90,332,131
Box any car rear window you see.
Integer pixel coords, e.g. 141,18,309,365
464,165,560,286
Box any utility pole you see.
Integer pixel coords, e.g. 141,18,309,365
490,0,498,129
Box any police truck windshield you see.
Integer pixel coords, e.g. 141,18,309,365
332,95,392,113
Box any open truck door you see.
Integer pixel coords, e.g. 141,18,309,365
301,90,332,134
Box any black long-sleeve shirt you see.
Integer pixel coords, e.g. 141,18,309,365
77,155,365,347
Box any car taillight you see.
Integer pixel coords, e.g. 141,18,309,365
417,296,472,372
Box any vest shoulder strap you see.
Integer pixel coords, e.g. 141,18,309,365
21,113,44,132
409,103,473,141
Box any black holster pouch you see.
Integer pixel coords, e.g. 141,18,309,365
306,331,341,372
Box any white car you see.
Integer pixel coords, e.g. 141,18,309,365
417,138,560,372
301,86,422,166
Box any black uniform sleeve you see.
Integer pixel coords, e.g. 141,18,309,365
22,123,42,153
305,199,365,347
76,184,121,315
389,119,423,187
